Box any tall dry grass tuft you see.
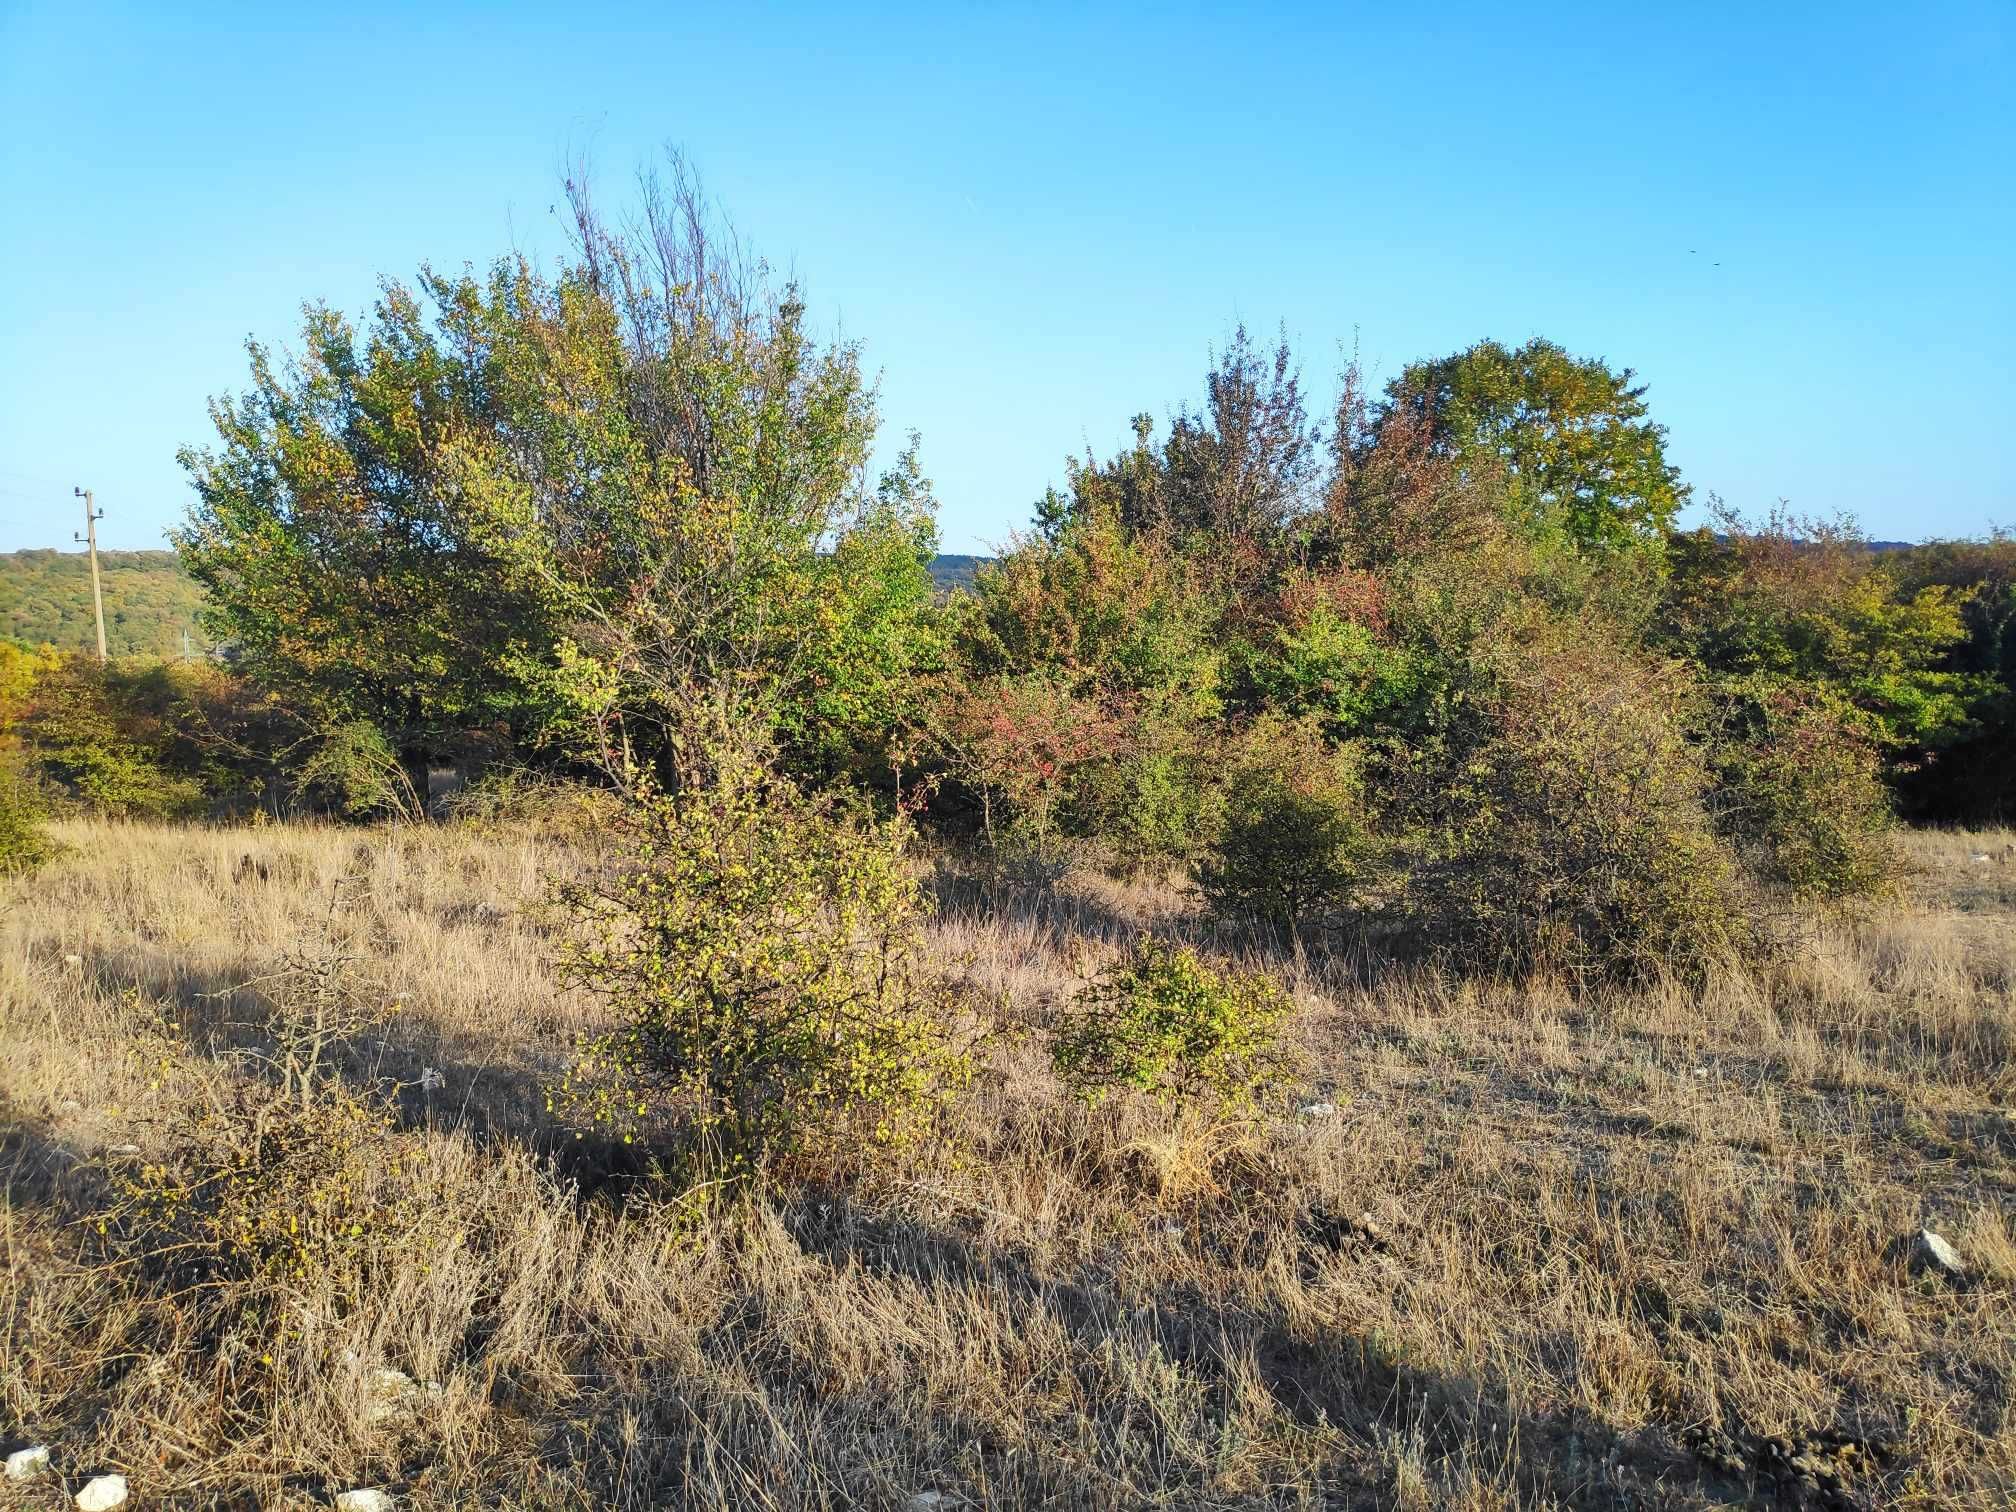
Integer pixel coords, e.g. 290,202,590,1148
3,817,2013,1507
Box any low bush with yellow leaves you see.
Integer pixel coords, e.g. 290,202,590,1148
1051,935,1297,1110
553,748,971,1181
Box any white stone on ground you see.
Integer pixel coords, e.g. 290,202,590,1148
75,1474,129,1510
334,1490,396,1511
1915,1227,1965,1277
4,1445,51,1482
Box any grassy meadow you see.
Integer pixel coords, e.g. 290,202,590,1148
3,818,2013,1509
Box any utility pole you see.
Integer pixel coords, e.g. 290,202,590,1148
74,487,107,663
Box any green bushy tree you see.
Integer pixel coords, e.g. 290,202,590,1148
177,153,937,791
1382,337,1687,552
1196,716,1374,934
1660,508,1980,752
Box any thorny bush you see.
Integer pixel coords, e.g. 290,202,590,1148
93,898,434,1297
554,748,972,1183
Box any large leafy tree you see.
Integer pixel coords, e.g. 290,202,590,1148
176,155,936,787
1382,337,1688,551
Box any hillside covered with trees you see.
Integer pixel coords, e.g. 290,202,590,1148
1,548,210,657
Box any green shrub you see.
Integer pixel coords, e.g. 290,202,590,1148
0,754,51,874
1402,638,1748,982
1066,711,1215,870
1196,717,1373,934
296,720,423,821
1230,570,1424,737
20,654,204,818
1710,679,1894,900
1052,936,1295,1108
555,749,970,1178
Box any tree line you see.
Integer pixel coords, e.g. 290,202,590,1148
4,156,2011,977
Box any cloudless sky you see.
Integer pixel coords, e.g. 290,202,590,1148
1,0,2010,555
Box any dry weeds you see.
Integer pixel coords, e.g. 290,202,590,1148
3,820,2013,1508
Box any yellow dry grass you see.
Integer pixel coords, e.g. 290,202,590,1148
3,819,2013,1508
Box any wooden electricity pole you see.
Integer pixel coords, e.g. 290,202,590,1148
74,487,107,663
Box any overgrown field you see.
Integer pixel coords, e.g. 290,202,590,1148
3,820,2013,1509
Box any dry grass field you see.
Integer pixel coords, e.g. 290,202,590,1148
3,818,2014,1509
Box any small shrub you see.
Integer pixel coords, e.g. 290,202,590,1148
0,754,51,874
1196,717,1373,933
96,916,425,1294
941,671,1125,874
1069,717,1215,870
1052,936,1295,1108
296,720,423,821
1231,571,1424,737
1710,679,1895,900
555,748,970,1179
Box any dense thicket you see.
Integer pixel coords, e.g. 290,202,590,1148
6,159,2010,965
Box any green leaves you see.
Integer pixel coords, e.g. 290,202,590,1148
176,157,929,786
554,747,969,1175
1052,937,1294,1109
1386,337,1688,552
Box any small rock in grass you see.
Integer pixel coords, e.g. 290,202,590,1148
908,1495,948,1511
76,1474,129,1511
362,1366,441,1424
1970,852,1992,865
1298,1100,1336,1118
4,1445,52,1482
63,953,82,968
364,1367,418,1423
334,1490,396,1512
1913,1227,1965,1278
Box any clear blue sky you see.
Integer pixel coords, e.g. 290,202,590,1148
1,0,2010,555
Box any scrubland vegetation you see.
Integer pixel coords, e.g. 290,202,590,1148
4,819,2014,1508
3,155,2014,1507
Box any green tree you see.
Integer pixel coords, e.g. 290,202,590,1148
1383,337,1687,551
176,153,935,791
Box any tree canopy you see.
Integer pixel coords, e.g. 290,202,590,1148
175,155,938,785
1383,337,1688,551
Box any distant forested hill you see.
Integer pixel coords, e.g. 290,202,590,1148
928,553,987,591
0,549,209,656
1,548,988,657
